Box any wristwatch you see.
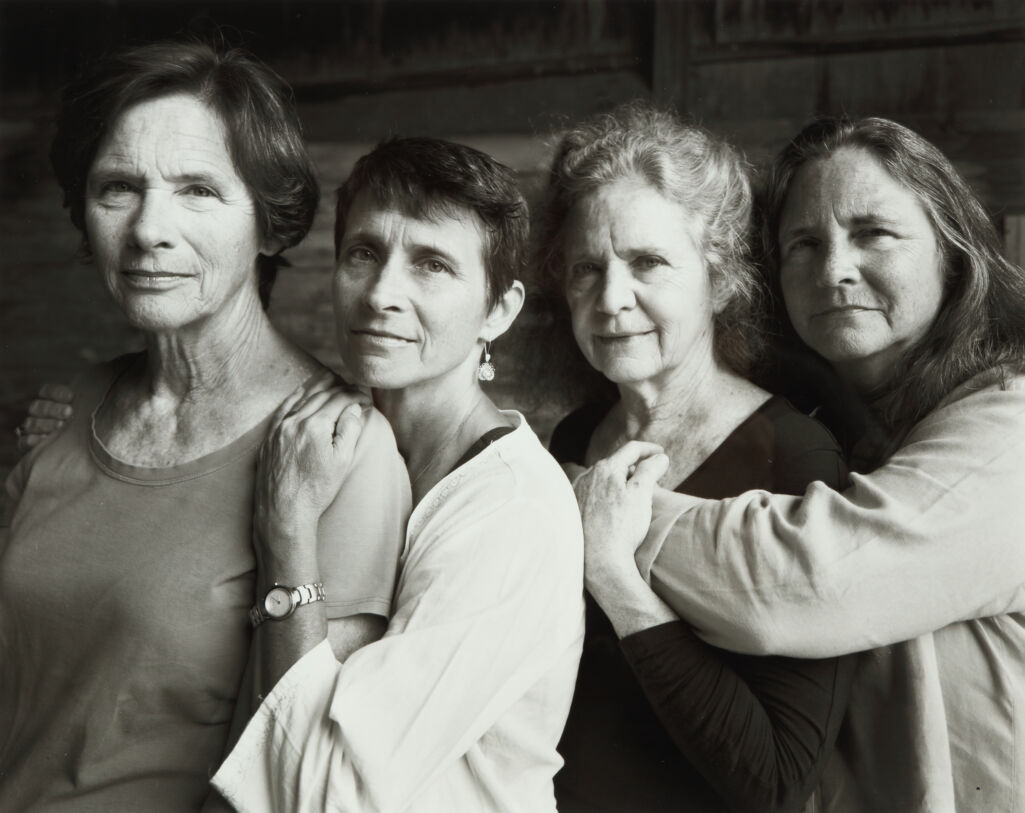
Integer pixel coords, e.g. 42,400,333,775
249,582,325,628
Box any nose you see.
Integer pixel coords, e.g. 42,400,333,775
129,190,174,251
596,262,636,315
815,239,860,287
363,256,407,313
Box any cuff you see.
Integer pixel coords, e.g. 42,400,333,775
211,639,339,811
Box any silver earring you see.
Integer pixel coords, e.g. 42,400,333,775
477,342,495,382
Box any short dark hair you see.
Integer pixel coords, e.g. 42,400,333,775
50,39,320,308
535,101,763,376
334,137,528,310
763,116,1025,443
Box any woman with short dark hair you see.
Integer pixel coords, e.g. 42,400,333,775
210,137,584,813
584,116,1025,810
0,41,408,810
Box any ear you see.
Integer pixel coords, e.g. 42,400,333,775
481,280,526,342
259,236,285,257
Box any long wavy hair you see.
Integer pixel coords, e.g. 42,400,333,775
763,116,1025,447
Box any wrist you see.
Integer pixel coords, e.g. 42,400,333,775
250,581,326,628
587,566,675,637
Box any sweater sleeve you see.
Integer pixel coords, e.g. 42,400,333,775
619,404,853,811
621,621,854,812
636,372,1025,658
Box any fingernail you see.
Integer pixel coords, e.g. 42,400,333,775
61,406,72,418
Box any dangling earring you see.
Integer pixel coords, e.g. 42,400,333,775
477,342,496,382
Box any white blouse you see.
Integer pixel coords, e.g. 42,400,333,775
212,411,585,812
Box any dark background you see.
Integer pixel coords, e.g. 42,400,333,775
1,0,1023,490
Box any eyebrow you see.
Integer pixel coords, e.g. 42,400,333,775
782,213,903,239
848,213,902,227
342,229,462,267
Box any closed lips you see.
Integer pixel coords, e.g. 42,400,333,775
354,328,413,342
123,269,187,277
813,305,876,317
597,330,655,340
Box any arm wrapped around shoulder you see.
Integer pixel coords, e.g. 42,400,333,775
638,374,1025,658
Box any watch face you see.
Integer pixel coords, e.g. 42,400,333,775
264,586,294,619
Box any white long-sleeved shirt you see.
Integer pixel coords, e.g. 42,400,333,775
212,411,585,813
635,370,1025,812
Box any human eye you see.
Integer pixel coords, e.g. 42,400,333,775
415,257,453,276
184,184,218,199
569,261,601,278
635,255,667,271
347,246,378,264
855,226,896,240
95,179,136,199
783,235,817,256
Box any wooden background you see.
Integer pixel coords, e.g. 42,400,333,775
1,0,1023,493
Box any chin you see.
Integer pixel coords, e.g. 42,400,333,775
596,362,659,387
342,358,409,391
121,306,198,333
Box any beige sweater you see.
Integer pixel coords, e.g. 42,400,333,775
637,369,1025,812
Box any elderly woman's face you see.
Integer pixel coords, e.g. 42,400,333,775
563,177,717,389
84,93,271,333
779,147,945,392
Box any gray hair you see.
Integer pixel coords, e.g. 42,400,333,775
535,101,763,374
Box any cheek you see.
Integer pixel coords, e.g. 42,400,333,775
84,208,118,256
779,270,811,323
565,295,594,351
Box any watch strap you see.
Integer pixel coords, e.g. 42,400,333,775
249,581,326,628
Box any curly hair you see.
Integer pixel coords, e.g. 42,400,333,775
534,101,764,376
763,116,1025,445
50,38,320,309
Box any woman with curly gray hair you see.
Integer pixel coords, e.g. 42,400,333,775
540,102,854,812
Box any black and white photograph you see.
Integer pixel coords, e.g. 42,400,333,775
1,1,1024,810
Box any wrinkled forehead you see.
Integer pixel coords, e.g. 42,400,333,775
346,186,486,244
780,147,930,228
341,187,489,264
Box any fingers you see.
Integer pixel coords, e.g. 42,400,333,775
628,452,669,489
271,383,309,426
271,372,369,427
22,416,66,435
332,402,365,450
288,384,365,425
38,382,74,404
28,396,73,421
604,440,666,472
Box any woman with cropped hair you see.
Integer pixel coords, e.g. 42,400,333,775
537,101,854,812
587,115,1025,811
210,137,585,813
0,40,408,810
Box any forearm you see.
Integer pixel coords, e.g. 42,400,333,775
621,621,854,812
254,519,328,692
586,562,677,639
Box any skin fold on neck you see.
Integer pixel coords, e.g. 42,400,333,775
94,293,319,468
590,353,770,488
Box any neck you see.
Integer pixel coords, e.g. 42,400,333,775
144,293,283,401
373,364,507,504
617,351,726,433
